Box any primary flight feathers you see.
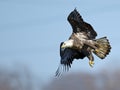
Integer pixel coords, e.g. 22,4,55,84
55,9,111,77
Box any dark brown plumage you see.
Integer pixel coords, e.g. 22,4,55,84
55,9,111,77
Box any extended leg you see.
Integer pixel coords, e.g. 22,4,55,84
87,52,94,67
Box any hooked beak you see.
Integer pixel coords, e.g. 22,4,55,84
61,44,67,51
61,44,66,49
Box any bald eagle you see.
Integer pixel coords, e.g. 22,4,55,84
55,9,111,76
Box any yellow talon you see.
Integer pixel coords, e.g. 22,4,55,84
89,60,94,68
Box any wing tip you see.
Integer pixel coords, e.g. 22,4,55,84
55,64,71,77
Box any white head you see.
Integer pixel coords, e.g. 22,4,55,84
61,40,74,48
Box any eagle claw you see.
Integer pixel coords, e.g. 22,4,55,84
89,60,94,67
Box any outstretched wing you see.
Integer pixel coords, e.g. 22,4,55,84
67,9,97,39
55,42,86,77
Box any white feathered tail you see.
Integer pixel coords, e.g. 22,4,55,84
93,37,111,59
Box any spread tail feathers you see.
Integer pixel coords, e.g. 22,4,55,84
93,37,111,59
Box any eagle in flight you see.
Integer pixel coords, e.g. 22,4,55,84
55,9,111,76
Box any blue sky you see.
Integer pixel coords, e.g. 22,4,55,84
0,0,120,83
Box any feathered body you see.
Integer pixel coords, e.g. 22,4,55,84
55,9,111,76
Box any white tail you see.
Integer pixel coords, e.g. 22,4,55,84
93,37,111,59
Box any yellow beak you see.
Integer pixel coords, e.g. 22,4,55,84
61,44,66,49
